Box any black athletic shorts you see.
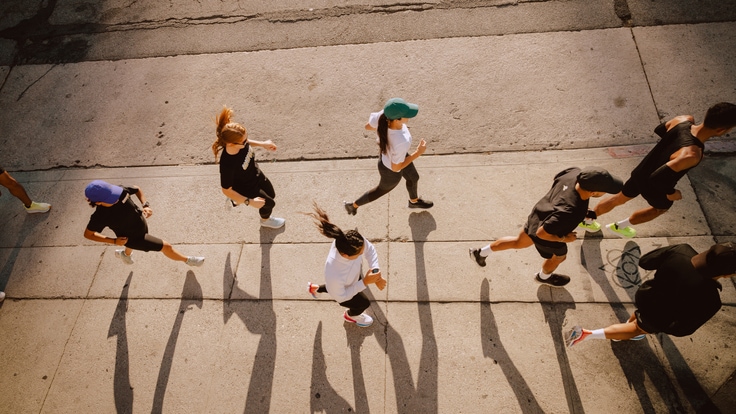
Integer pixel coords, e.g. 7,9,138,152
124,234,164,252
622,176,673,210
634,310,659,334
527,233,567,259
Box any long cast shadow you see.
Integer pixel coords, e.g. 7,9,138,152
581,238,687,413
223,227,282,413
108,272,134,414
344,322,372,413
480,278,543,413
309,322,354,413
151,271,203,414
537,285,584,413
363,211,439,413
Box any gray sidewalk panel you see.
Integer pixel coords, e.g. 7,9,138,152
0,245,104,298
0,300,84,413
1,28,657,170
634,22,736,120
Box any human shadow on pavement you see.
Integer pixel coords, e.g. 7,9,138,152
480,278,544,413
344,321,374,413
374,211,438,412
0,215,41,306
309,322,355,413
580,238,692,413
538,285,584,413
151,271,202,414
223,227,281,413
108,272,134,414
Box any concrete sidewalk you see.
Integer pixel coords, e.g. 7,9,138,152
1,149,734,413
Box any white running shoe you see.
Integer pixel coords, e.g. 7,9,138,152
186,256,205,267
343,311,373,327
114,249,134,265
260,217,285,229
0,291,5,302
25,201,51,214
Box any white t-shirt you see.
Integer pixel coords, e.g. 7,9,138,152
324,238,380,303
368,110,413,170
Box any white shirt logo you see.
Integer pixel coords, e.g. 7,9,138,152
563,185,569,191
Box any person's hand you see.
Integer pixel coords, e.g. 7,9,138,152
415,139,427,156
262,140,277,151
375,275,387,291
114,237,128,246
249,197,266,208
666,190,682,201
142,207,153,218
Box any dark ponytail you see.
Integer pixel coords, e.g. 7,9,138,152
305,203,364,256
377,113,389,155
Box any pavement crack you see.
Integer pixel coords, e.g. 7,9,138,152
16,64,55,102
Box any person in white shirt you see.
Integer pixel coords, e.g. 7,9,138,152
344,98,433,215
306,204,386,327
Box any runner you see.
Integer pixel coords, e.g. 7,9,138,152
344,98,433,215
469,167,623,287
306,204,386,327
213,106,285,229
580,102,736,238
566,242,736,347
83,180,204,266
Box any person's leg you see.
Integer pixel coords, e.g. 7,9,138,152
256,176,277,219
541,254,566,274
353,161,402,207
490,229,534,251
339,291,371,316
401,162,420,201
567,312,648,347
629,206,668,225
160,241,188,262
594,191,633,217
0,171,33,206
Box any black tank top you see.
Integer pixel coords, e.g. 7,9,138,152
631,121,704,182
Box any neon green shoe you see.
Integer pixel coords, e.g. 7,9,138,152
578,220,601,232
606,223,636,238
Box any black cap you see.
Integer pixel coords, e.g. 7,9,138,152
577,167,624,194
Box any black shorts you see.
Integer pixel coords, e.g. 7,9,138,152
622,176,673,210
0,166,5,174
124,234,164,252
634,310,659,334
527,233,567,259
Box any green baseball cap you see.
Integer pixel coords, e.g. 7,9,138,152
383,98,419,120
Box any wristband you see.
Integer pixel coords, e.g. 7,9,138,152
142,202,150,208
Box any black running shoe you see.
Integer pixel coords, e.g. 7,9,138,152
344,201,357,216
469,248,486,267
408,198,433,209
534,273,570,287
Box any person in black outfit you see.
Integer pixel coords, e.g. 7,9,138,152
83,180,205,266
213,106,285,229
580,102,736,238
469,167,624,287
566,242,736,347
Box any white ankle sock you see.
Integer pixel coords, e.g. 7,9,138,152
538,269,552,280
480,245,491,257
590,329,606,340
616,219,632,228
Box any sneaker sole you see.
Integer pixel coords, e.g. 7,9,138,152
343,314,373,327
307,282,318,298
261,222,285,229
605,224,635,238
